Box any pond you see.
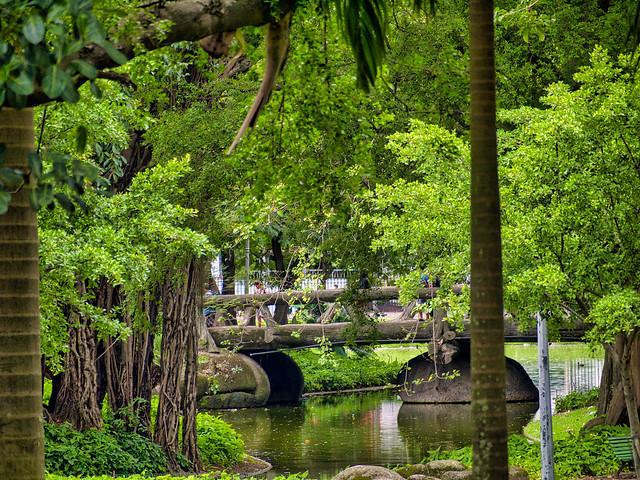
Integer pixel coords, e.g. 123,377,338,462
218,343,602,478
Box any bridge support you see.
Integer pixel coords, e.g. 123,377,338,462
248,351,304,404
398,340,538,403
196,350,303,409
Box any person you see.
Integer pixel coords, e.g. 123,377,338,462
358,270,371,289
417,273,431,320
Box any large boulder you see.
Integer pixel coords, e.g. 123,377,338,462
333,465,406,480
441,471,472,480
396,461,466,479
398,340,538,403
197,351,270,409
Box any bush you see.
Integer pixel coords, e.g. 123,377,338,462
555,388,600,413
196,413,245,468
288,348,401,392
44,422,168,476
420,425,631,480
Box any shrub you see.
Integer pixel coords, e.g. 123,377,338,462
555,388,600,413
196,413,245,467
288,348,401,392
44,421,168,476
420,426,631,480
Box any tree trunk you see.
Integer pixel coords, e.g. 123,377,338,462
220,248,237,324
52,282,102,431
619,332,640,479
131,289,159,436
271,235,290,324
182,307,202,471
0,107,45,480
154,259,199,471
469,1,509,479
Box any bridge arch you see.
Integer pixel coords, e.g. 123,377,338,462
247,351,305,404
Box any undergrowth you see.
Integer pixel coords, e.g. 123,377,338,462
555,388,600,413
421,426,631,480
288,347,402,392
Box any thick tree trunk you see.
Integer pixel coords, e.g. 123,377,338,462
469,1,509,479
0,108,45,480
619,332,640,478
52,283,102,431
182,309,202,471
154,259,199,471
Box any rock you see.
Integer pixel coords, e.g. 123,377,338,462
395,464,433,478
333,465,406,480
425,460,467,475
197,351,270,409
441,471,472,480
407,475,441,480
509,466,529,480
396,461,466,478
398,340,538,403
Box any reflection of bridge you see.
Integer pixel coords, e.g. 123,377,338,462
206,287,586,351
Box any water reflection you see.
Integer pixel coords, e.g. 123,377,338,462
219,392,537,478
219,347,603,479
397,403,539,456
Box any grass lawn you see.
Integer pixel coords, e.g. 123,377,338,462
523,406,598,442
374,345,428,364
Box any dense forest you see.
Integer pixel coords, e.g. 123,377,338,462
1,1,640,479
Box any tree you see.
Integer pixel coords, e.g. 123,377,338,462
468,1,509,478
500,49,640,478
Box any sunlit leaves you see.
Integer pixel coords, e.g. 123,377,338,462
0,0,127,107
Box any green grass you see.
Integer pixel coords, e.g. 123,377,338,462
374,345,428,364
523,406,598,442
505,343,603,363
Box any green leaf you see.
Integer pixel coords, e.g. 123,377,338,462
0,189,10,215
7,70,35,96
89,80,102,99
75,125,87,153
70,59,97,79
42,65,69,99
54,193,75,212
0,167,25,191
96,39,128,65
0,85,4,106
22,13,45,44
28,151,41,178
61,82,80,103
76,12,105,43
28,187,39,211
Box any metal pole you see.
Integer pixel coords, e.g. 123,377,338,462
537,311,555,480
244,238,250,295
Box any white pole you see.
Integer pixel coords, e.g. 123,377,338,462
537,311,555,480
244,238,250,295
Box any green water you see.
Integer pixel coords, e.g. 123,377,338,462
218,343,602,478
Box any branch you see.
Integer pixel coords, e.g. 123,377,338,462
26,0,291,106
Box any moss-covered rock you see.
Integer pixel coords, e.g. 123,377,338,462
509,466,529,480
440,471,472,480
396,460,466,479
333,465,406,480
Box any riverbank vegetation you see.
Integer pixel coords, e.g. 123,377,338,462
44,408,245,477
288,348,402,393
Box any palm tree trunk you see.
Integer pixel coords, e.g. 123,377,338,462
469,1,509,479
0,108,45,479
